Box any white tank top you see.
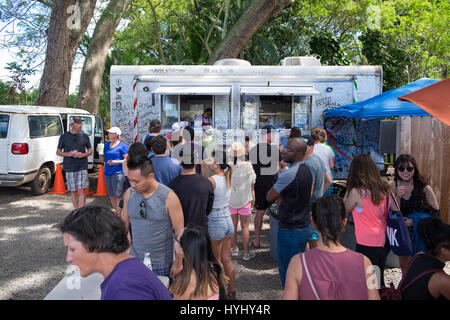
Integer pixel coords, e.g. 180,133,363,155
212,175,231,209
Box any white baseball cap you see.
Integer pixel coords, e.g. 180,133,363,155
107,127,122,135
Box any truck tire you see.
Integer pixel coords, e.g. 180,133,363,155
30,166,52,195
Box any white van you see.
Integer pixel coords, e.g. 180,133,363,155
0,105,105,195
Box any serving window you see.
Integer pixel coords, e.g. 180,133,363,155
160,92,231,129
241,95,314,130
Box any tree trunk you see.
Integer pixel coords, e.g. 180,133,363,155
76,0,132,114
36,0,97,107
207,0,291,65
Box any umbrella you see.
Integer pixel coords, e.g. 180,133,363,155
398,77,450,126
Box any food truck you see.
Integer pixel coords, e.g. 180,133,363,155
110,57,382,146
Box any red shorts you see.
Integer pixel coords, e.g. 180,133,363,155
229,201,252,215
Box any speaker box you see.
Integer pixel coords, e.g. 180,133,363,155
379,120,397,154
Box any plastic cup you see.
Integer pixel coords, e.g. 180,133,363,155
98,143,104,155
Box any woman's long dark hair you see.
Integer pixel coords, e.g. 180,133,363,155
394,154,428,207
346,154,390,205
169,226,228,298
312,196,347,247
418,217,450,257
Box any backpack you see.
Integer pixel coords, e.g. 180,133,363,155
381,253,442,300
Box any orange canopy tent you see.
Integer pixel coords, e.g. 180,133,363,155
398,77,450,126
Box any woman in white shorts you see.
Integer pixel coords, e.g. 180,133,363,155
207,149,236,299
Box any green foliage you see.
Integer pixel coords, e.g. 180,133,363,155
360,0,449,90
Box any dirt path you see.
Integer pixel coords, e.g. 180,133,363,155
1,175,447,300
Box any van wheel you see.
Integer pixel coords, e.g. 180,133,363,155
30,166,52,195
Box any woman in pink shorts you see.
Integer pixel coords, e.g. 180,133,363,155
228,142,256,261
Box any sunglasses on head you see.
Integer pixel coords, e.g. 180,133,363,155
397,166,414,173
139,200,147,219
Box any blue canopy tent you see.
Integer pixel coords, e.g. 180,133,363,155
323,78,439,119
321,78,439,179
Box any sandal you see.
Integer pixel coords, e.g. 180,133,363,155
231,247,239,257
242,251,256,261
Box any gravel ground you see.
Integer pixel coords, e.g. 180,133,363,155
0,173,448,300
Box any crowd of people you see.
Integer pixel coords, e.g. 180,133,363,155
56,117,450,300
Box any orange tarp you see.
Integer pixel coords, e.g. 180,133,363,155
398,77,450,126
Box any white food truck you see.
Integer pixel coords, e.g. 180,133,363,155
110,57,382,146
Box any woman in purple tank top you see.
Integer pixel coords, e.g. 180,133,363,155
283,197,380,300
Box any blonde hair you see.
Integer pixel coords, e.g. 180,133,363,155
318,129,327,143
311,127,322,142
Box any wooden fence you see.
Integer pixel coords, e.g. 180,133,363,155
396,116,450,224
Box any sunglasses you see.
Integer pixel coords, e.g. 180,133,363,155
397,166,414,173
139,200,147,219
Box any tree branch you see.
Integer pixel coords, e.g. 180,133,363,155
36,0,53,7
147,0,167,64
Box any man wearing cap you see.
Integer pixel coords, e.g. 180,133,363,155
248,125,281,249
142,119,163,144
57,116,93,209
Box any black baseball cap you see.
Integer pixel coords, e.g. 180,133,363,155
149,119,161,128
72,116,83,124
261,125,274,135
301,135,315,146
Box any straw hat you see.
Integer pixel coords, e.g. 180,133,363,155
228,141,246,158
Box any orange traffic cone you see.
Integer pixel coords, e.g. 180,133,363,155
93,164,108,197
49,163,69,195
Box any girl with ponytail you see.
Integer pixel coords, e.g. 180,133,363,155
207,148,236,299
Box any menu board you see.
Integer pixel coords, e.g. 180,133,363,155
293,96,311,128
242,98,258,130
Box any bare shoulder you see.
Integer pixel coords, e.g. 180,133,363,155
166,190,180,204
424,184,435,195
429,270,450,299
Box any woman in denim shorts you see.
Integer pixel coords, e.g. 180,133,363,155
207,150,236,300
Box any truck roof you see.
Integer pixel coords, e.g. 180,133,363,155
0,105,91,115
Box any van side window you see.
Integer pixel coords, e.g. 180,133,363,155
0,114,9,138
28,115,63,139
95,117,103,135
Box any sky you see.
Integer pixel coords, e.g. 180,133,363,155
0,1,131,99
0,47,82,95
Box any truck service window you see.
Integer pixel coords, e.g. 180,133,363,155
180,95,212,126
259,96,292,129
